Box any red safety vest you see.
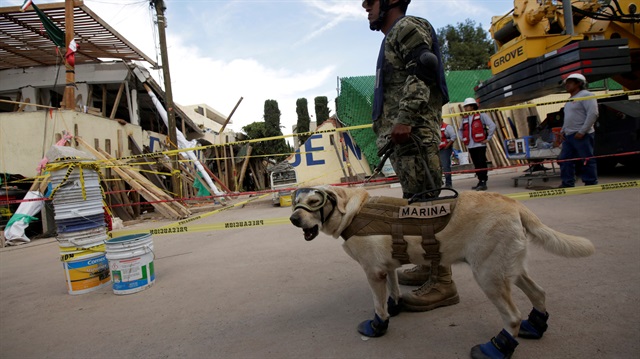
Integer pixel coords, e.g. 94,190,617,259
461,114,487,145
439,123,449,149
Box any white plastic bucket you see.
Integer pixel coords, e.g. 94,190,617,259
61,250,111,295
381,158,396,177
105,233,155,295
57,227,108,248
458,152,470,165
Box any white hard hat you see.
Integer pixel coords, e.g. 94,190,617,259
463,98,478,107
562,73,587,84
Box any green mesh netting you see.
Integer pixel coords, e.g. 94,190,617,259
337,76,378,169
336,72,623,170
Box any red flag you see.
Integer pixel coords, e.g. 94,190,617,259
65,39,78,67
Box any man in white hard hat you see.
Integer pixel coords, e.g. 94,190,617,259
558,73,599,187
458,97,496,191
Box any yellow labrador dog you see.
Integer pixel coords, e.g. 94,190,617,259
289,186,595,359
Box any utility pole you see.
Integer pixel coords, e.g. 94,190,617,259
63,0,75,110
151,0,181,198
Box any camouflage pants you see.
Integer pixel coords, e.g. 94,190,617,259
386,131,442,198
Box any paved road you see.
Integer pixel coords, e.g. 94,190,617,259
1,167,639,359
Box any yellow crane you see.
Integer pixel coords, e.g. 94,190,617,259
477,0,639,107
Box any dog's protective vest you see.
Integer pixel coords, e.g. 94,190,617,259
340,196,456,264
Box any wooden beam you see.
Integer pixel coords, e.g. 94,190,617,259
114,178,135,218
17,98,30,112
201,159,232,194
109,82,125,120
127,135,168,190
101,84,107,116
237,145,252,192
86,84,93,108
62,0,75,110
214,146,224,189
105,181,133,222
330,134,348,179
219,97,243,134
229,144,238,191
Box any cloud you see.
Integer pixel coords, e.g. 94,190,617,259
295,0,366,45
165,34,336,133
306,0,365,18
411,1,511,29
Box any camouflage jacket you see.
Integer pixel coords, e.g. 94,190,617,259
373,16,446,147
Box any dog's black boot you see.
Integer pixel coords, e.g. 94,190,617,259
518,308,549,339
387,297,403,317
357,313,389,337
470,329,519,359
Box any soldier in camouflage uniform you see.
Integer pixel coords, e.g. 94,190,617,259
363,0,459,313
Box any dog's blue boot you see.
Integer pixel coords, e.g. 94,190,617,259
357,313,389,337
519,308,549,339
470,329,519,359
387,297,403,317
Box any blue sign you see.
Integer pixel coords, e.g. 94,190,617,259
290,133,362,168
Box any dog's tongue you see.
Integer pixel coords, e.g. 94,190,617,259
303,225,319,241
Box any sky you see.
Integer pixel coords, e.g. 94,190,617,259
8,0,513,134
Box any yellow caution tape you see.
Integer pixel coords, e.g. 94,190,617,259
59,243,107,253
107,180,639,238
109,216,291,238
59,246,106,262
445,89,640,118
506,180,640,201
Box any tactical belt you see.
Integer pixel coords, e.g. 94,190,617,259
340,196,456,265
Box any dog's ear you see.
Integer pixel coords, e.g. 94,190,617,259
324,186,369,238
324,186,350,214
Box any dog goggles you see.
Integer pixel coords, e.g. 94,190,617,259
292,188,329,212
293,188,337,224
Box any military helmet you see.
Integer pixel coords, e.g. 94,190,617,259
364,0,412,31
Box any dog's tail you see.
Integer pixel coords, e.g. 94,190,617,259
520,205,595,257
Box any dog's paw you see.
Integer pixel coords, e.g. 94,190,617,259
357,313,389,337
470,329,519,359
518,308,549,339
387,297,403,317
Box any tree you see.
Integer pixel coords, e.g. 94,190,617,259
295,98,311,147
437,19,495,71
262,99,290,160
264,99,282,137
314,96,330,127
242,121,270,156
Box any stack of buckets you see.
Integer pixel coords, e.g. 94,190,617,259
51,161,157,295
51,161,111,295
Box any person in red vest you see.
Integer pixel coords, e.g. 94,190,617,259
458,98,496,191
439,121,457,188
